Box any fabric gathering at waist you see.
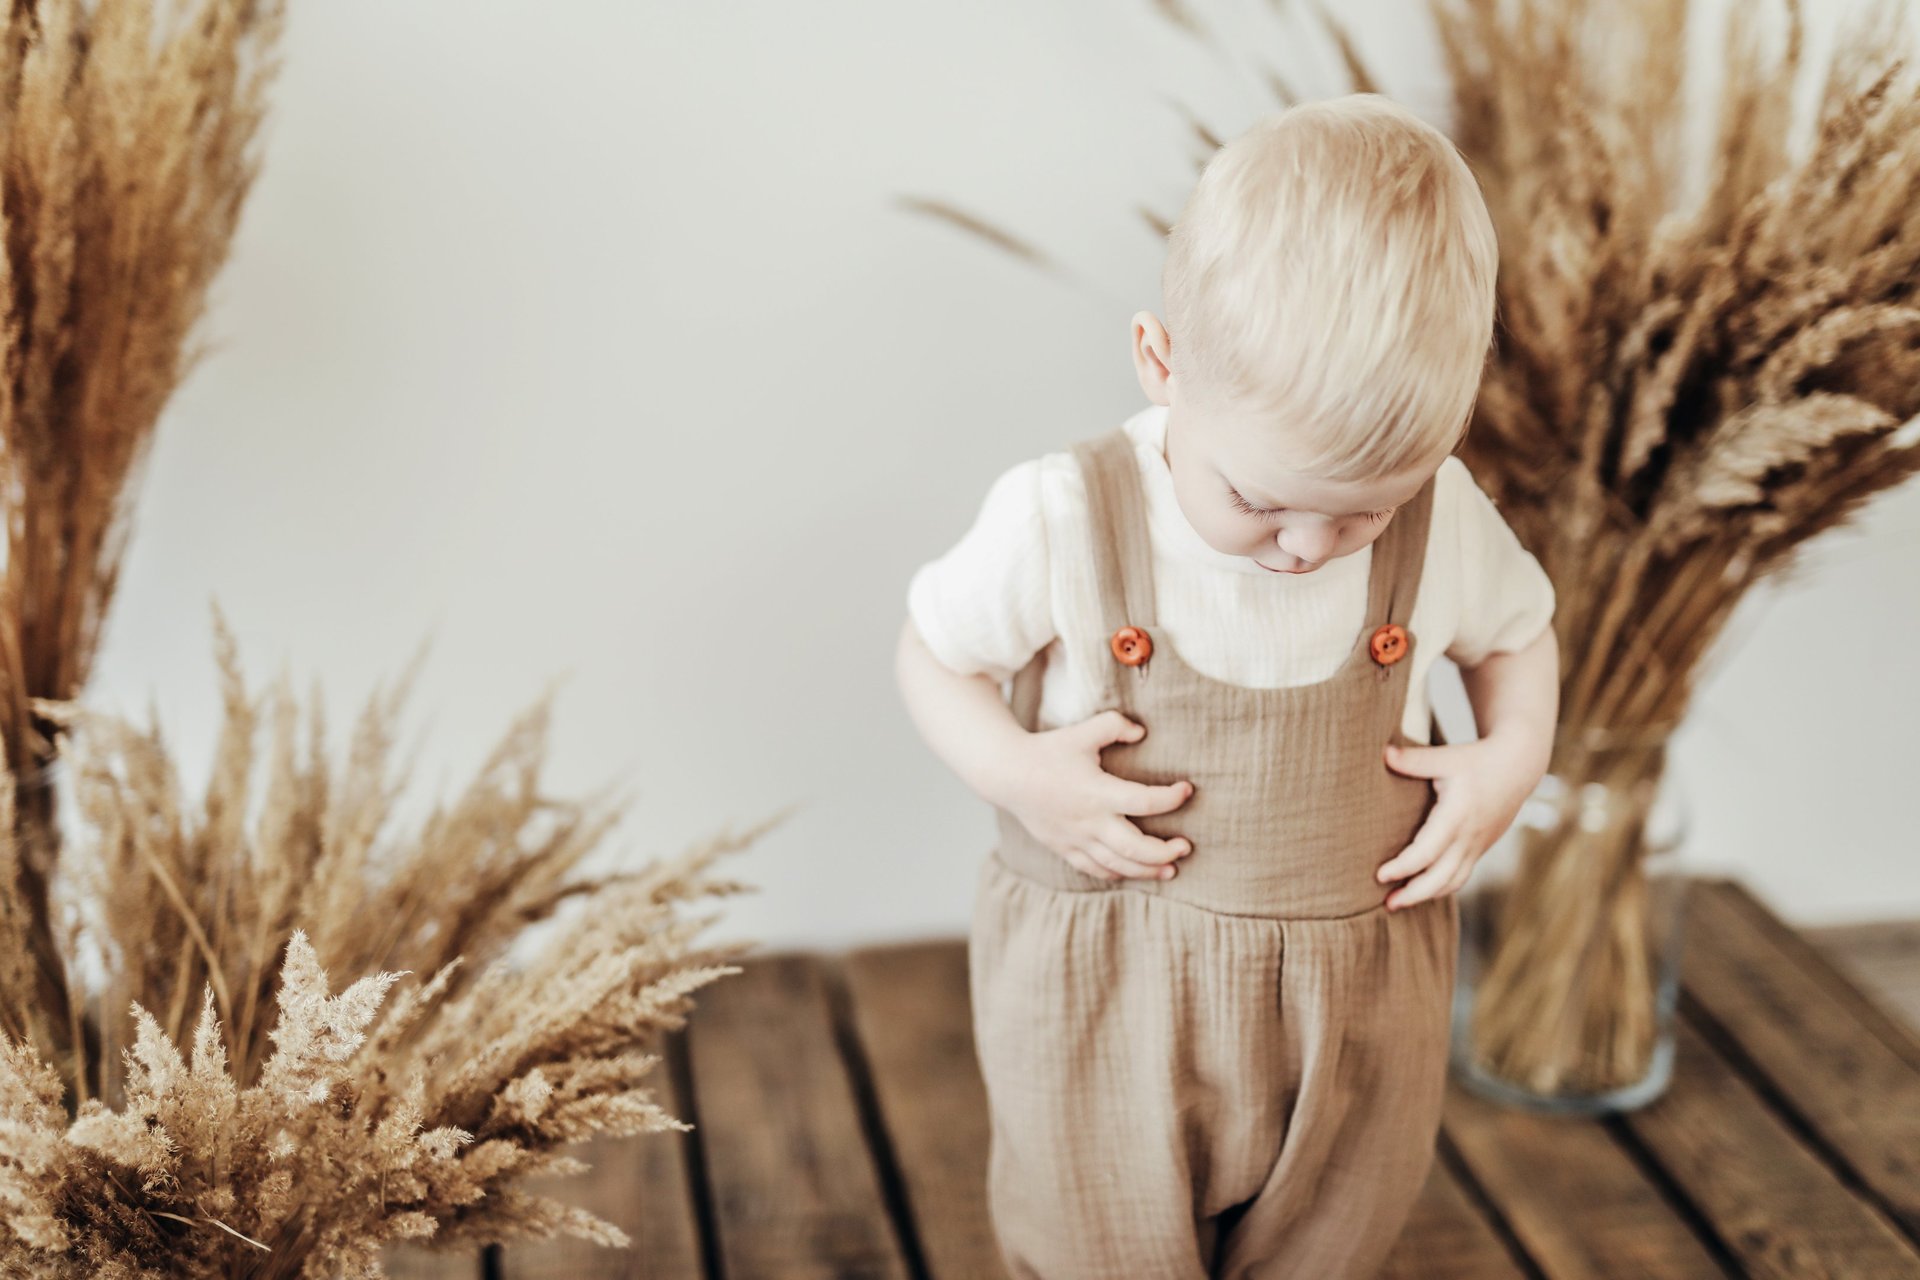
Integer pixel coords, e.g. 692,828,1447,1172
988,809,1410,921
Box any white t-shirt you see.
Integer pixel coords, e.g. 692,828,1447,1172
906,403,1556,744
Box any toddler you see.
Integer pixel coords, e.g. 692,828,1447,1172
895,94,1560,1280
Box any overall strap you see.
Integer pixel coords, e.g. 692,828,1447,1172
1364,466,1439,630
1066,426,1157,713
1378,463,1447,747
1003,426,1154,729
1070,427,1157,633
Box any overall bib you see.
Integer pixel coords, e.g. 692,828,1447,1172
968,426,1459,1280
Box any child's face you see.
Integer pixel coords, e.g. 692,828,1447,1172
1132,308,1440,575
1163,408,1435,574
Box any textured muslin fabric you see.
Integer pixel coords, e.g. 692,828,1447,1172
968,425,1461,1280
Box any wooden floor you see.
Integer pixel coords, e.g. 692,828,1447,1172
385,877,1920,1278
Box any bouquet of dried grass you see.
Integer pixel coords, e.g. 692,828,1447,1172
0,1,773,1270
0,0,288,1096
1418,0,1920,1096
0,607,772,1277
905,0,1920,1099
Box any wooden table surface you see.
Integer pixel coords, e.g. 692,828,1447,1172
384,876,1920,1279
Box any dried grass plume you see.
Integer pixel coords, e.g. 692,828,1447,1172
0,0,290,1107
0,606,774,1277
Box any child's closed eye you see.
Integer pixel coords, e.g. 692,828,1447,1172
1227,487,1396,524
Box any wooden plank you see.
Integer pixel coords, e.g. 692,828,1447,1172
1380,1149,1530,1280
1437,1081,1725,1278
1805,917,1920,1033
684,951,910,1280
1693,879,1920,1074
495,1029,706,1278
1681,878,1920,1242
1695,881,1920,1075
840,939,1002,1280
1620,1015,1920,1276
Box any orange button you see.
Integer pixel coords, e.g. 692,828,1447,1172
1110,625,1153,666
1369,622,1409,666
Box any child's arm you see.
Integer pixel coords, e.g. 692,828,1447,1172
893,615,1036,813
1456,622,1557,776
1374,620,1558,911
1374,457,1561,911
895,616,1194,881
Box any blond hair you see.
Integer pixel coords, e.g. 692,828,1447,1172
1161,93,1499,481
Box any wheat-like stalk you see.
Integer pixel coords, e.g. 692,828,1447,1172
0,3,774,1267
0,0,288,1100
1427,0,1920,1094
0,605,776,1276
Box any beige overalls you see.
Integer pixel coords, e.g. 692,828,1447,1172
968,425,1459,1280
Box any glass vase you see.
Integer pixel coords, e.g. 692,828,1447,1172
1448,719,1690,1114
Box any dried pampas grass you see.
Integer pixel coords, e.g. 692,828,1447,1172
1425,0,1920,1095
0,606,773,1277
1433,0,1920,710
0,0,773,1268
0,0,289,1102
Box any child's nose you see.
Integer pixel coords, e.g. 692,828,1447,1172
1278,527,1336,563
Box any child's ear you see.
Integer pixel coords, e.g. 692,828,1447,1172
1130,311,1174,405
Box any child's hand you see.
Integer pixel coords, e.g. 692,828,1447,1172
1373,730,1548,912
1002,710,1195,882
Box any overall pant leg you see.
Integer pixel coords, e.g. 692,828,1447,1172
969,856,1293,1280
1211,895,1460,1280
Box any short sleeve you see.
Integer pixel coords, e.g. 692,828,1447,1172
906,457,1055,683
1440,458,1557,666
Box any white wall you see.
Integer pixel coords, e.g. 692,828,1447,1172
86,0,1920,956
